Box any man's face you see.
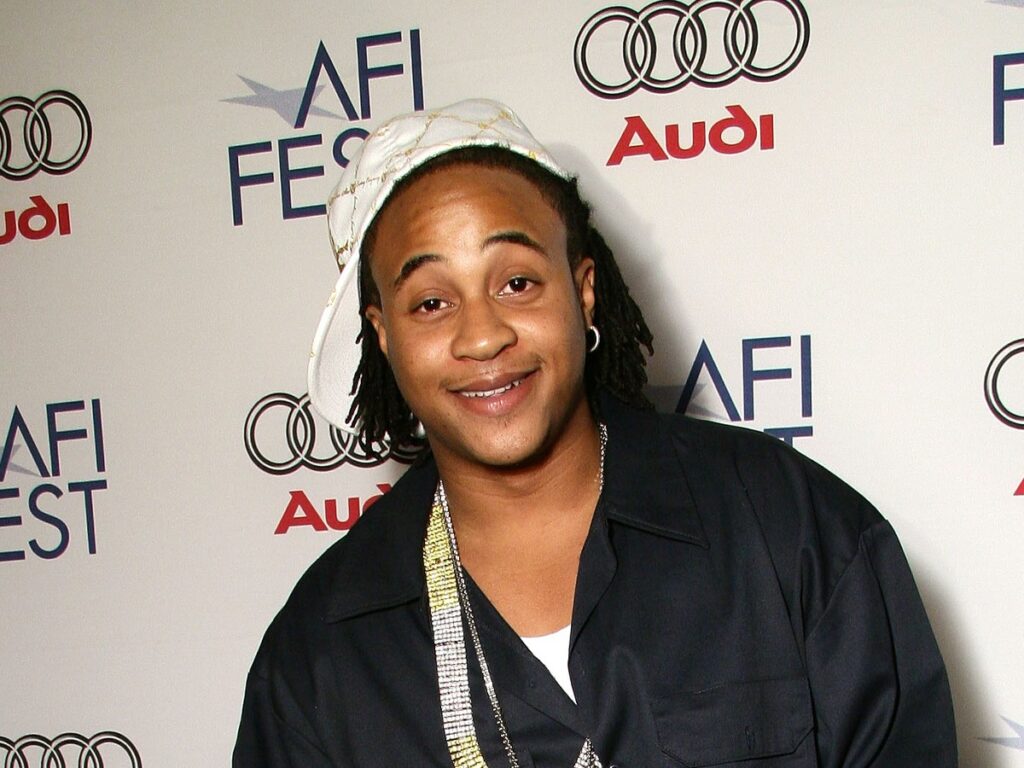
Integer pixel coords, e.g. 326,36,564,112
364,162,596,472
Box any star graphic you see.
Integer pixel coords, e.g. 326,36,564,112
2,444,42,479
645,383,726,421
678,382,727,420
221,76,343,126
981,717,1024,750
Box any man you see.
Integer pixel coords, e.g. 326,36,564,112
234,99,956,767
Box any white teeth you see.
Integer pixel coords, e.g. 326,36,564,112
460,379,523,398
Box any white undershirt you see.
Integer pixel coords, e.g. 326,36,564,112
520,625,575,703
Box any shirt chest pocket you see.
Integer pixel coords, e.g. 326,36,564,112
651,676,814,767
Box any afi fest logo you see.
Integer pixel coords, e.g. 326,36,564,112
984,339,1024,496
0,400,108,562
1,90,91,246
994,51,1024,145
226,32,424,226
573,0,809,165
673,334,813,446
0,732,141,768
244,392,415,534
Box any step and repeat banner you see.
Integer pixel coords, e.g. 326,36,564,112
3,1,1023,765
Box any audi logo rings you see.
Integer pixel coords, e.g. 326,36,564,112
0,90,92,181
574,0,810,97
985,339,1024,429
0,732,142,768
244,392,416,475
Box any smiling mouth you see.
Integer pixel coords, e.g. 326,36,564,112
458,379,525,398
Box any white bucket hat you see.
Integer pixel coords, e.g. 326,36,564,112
307,98,572,431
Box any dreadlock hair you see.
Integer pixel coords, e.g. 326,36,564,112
347,145,654,458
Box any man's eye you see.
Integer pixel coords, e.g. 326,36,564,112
417,297,446,313
502,277,532,294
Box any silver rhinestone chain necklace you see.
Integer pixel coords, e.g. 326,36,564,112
425,424,608,768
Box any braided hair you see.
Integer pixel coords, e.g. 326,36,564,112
348,145,654,457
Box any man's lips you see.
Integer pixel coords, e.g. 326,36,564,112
457,379,524,399
450,369,537,399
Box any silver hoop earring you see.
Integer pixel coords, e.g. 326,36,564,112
586,325,601,353
412,418,427,440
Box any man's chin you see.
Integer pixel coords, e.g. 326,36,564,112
432,427,556,475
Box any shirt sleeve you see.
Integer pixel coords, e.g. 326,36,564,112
804,519,957,767
233,668,335,768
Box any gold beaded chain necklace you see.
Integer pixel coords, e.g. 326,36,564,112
422,425,608,768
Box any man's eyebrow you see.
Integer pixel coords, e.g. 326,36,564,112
393,253,444,289
391,232,547,290
483,230,549,257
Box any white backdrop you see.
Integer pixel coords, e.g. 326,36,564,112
2,1,1023,765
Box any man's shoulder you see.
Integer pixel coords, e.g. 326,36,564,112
613,406,883,575
648,410,892,621
603,393,810,473
250,457,436,667
667,411,878,524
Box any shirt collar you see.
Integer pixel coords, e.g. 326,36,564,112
322,458,436,623
323,393,708,623
599,392,708,547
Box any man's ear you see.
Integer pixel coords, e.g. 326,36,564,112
364,305,389,360
575,257,596,328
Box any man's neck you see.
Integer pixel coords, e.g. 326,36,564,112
433,405,603,549
432,403,603,636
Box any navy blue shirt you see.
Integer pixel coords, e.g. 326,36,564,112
234,396,956,767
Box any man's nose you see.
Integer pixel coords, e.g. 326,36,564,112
450,296,517,361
